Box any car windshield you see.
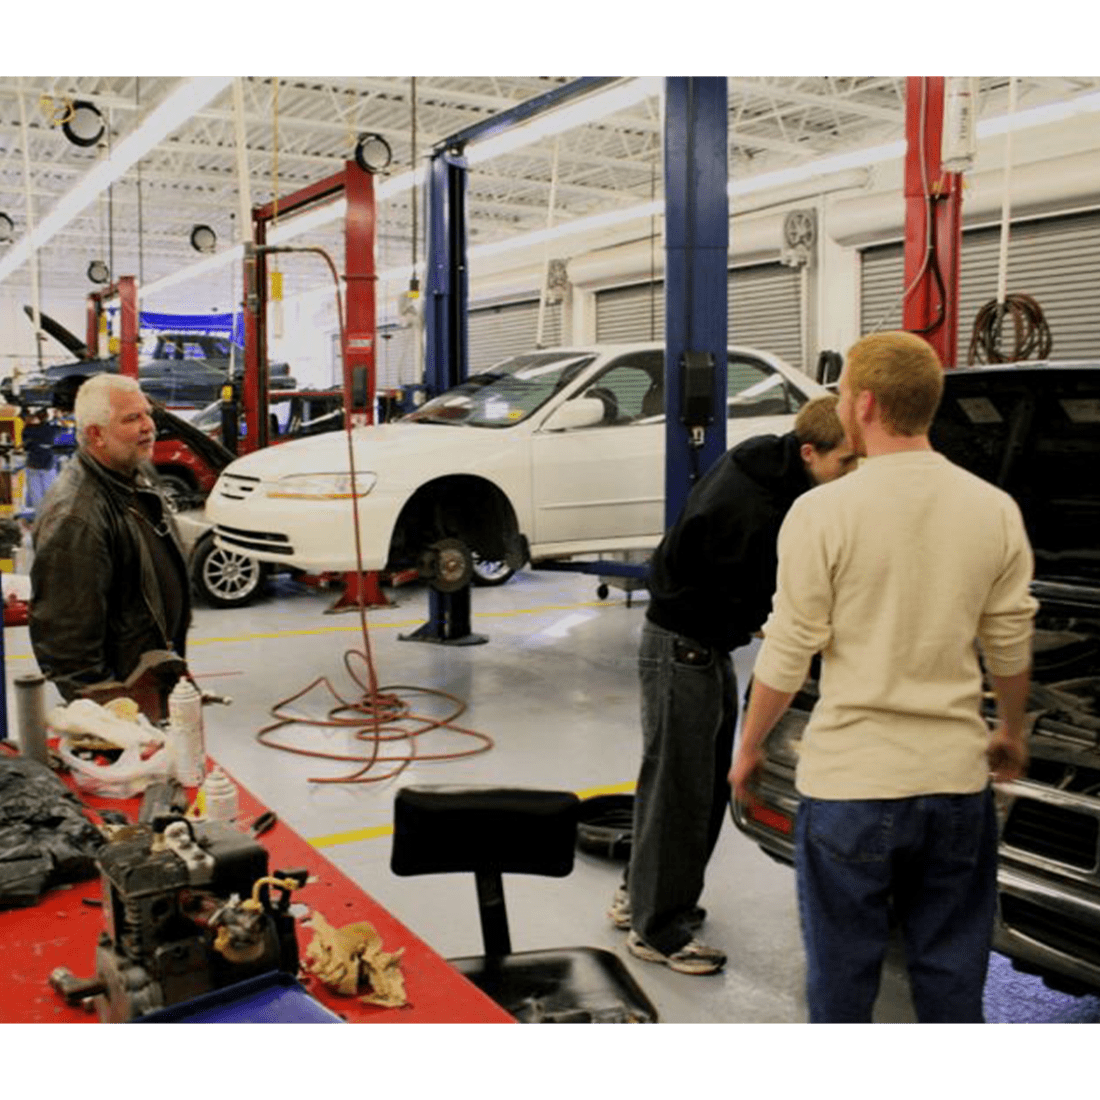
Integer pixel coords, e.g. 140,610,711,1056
403,351,597,427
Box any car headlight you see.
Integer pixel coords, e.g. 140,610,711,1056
266,472,377,499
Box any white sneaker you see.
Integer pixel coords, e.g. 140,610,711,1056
607,885,707,932
626,930,726,975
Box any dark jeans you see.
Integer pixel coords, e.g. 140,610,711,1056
626,620,736,954
795,788,998,1023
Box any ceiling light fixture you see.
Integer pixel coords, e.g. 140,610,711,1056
190,224,217,253
354,132,393,174
61,100,107,147
87,259,110,284
0,212,14,243
0,76,233,287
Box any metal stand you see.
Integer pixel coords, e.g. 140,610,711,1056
399,587,488,646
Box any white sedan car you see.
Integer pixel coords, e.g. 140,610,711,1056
207,343,826,590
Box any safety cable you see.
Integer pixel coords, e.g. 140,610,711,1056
247,245,494,783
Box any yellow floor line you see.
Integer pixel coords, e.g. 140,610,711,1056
307,779,637,849
189,598,622,648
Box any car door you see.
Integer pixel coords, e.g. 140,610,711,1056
530,351,665,548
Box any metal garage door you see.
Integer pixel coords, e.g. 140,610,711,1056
467,298,562,373
594,263,804,366
376,323,419,390
860,210,1100,362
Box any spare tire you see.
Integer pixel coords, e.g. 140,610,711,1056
576,793,634,861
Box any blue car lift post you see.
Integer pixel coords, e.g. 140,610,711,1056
401,78,618,646
534,76,729,592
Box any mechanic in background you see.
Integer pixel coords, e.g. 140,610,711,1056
20,407,61,513
731,331,1037,1021
612,394,855,975
29,374,191,722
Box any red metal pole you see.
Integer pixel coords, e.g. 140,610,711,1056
241,220,268,455
344,160,377,426
117,276,139,379
902,76,964,368
86,294,101,359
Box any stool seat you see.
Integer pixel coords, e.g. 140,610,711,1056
391,785,658,1024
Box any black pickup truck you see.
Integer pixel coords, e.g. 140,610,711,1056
732,361,1100,995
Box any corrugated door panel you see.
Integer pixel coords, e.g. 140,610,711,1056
467,299,562,373
595,282,666,343
861,211,1100,363
376,324,419,390
728,265,803,368
594,264,803,365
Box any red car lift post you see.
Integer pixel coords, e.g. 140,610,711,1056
87,276,140,378
902,76,964,369
242,161,388,609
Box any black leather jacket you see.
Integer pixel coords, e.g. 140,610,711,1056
29,451,191,702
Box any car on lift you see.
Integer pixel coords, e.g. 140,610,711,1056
731,360,1100,996
205,342,828,591
3,311,296,409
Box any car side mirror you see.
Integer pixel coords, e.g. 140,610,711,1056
541,397,607,431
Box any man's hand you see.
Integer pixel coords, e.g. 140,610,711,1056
729,744,765,806
988,722,1028,783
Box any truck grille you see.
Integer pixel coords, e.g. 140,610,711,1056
1002,800,1099,871
1000,895,1100,970
214,525,295,557
216,473,261,501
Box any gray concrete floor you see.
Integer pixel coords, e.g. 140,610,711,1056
5,565,1099,1026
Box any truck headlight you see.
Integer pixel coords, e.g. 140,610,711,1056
266,472,377,500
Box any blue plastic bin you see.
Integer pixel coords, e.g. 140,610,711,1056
132,971,344,1023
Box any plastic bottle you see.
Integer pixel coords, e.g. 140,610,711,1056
168,678,206,787
201,767,238,822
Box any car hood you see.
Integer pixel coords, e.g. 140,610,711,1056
218,421,519,485
931,363,1100,585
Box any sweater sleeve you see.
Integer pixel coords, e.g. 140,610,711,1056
977,499,1039,676
752,494,833,692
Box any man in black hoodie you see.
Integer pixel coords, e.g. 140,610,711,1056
610,395,854,974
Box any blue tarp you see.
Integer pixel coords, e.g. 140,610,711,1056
104,309,245,346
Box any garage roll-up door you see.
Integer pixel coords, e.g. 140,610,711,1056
861,210,1100,362
595,263,804,367
467,298,562,373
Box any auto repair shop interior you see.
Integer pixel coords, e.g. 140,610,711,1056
2,39,1099,1074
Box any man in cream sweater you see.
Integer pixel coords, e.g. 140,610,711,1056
730,330,1037,1022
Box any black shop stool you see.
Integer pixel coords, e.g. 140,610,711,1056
390,785,658,1023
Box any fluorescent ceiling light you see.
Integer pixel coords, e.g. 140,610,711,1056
464,77,661,165
0,76,232,286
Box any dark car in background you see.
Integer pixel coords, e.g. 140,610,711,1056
3,313,296,409
731,361,1100,995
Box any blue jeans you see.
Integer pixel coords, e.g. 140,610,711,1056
795,788,997,1023
626,620,736,954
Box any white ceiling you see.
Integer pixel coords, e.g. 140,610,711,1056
2,75,1098,317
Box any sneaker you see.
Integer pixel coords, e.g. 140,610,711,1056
607,885,706,932
626,930,727,975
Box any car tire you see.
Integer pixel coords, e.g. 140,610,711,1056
192,533,266,608
471,553,515,587
157,472,197,513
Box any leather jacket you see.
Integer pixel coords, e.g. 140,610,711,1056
30,451,191,704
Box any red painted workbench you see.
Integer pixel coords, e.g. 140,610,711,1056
0,765,512,1024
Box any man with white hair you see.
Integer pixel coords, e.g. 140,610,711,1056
30,374,191,721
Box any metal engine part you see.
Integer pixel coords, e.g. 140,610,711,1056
58,815,306,1021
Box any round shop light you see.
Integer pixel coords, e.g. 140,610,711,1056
354,132,392,174
0,212,14,243
62,100,107,148
190,224,217,253
87,259,110,285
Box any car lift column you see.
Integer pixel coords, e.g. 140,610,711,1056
663,77,728,525
902,76,963,369
87,276,139,378
400,147,486,645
